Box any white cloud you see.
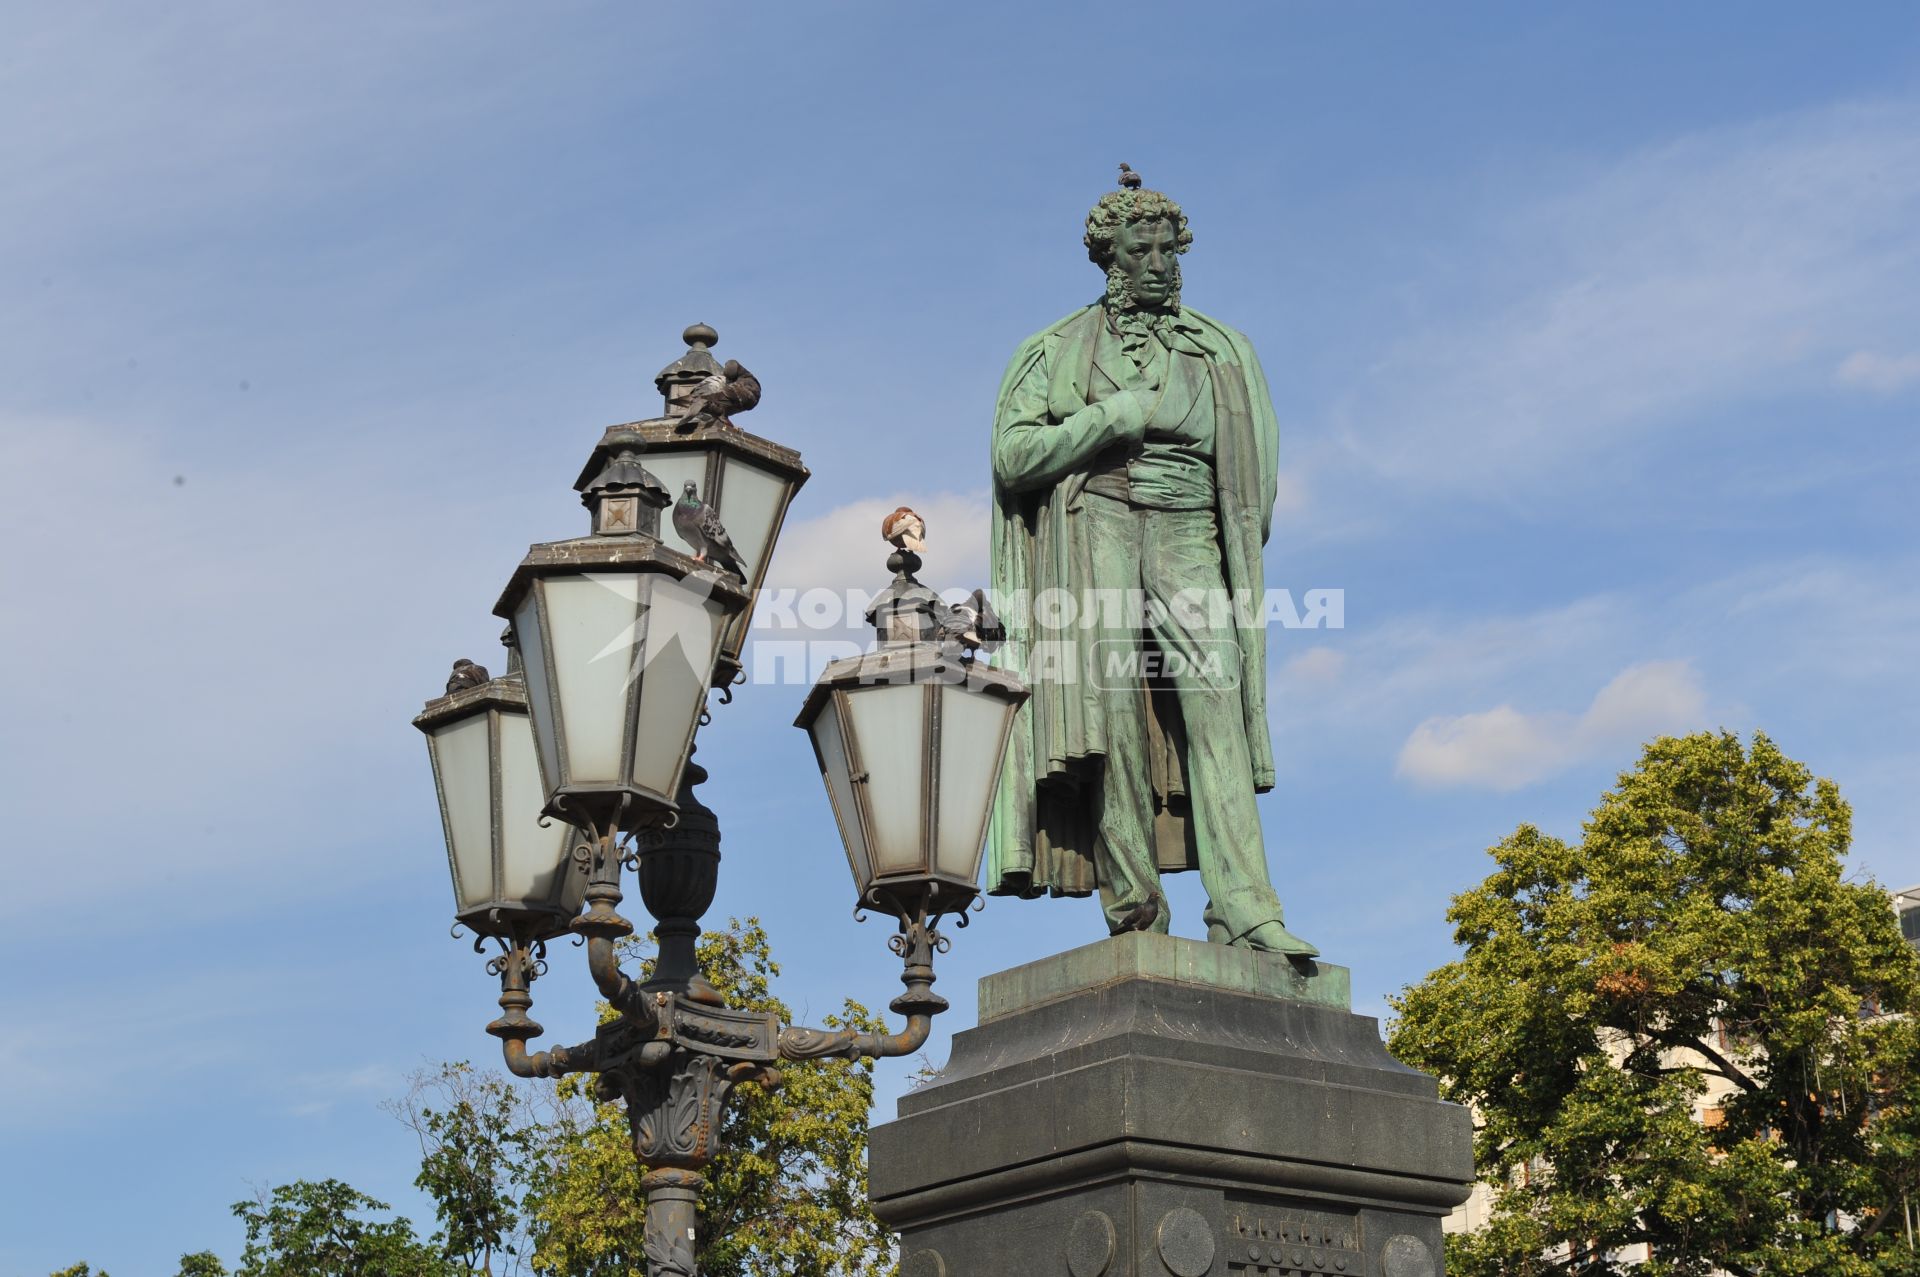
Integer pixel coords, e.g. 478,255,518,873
1279,645,1347,684
1335,101,1920,490
1396,659,1708,790
1835,350,1920,393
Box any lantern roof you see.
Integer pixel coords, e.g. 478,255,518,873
573,417,809,497
491,535,754,622
413,671,531,732
794,643,1029,732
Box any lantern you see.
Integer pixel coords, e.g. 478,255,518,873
798,643,1028,917
414,674,586,939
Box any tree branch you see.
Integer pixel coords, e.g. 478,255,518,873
1649,1029,1760,1093
1855,1194,1906,1245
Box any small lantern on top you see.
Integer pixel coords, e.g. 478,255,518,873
573,324,810,693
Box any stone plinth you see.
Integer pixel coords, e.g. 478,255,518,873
869,932,1473,1277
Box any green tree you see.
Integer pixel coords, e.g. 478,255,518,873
50,1265,107,1277
176,1253,228,1277
231,1178,451,1277
390,1063,531,1274
1390,731,1920,1277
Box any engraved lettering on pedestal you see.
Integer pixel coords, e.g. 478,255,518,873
1381,1235,1435,1277
1156,1206,1216,1277
1227,1208,1363,1275
1067,1209,1117,1277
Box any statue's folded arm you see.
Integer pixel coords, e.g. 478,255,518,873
993,359,1146,495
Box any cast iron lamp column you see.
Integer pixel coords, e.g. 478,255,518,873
414,328,1026,1277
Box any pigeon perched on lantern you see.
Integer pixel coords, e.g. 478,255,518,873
672,359,762,432
445,658,489,694
673,481,749,579
882,506,927,556
934,587,1005,659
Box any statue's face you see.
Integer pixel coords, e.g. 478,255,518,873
1112,218,1181,311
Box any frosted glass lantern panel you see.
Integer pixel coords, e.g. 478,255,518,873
644,453,710,559
933,685,1012,881
630,577,724,796
844,683,928,876
511,593,561,786
716,458,787,584
431,713,496,912
808,696,873,892
496,709,575,907
541,574,643,783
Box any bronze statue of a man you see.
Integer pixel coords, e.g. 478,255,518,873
984,173,1316,958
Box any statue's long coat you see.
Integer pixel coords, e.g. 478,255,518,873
985,303,1281,898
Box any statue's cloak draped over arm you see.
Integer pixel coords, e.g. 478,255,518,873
984,304,1280,898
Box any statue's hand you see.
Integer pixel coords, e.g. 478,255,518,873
1102,389,1151,447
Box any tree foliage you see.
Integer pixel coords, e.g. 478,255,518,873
390,1062,531,1274
51,1249,227,1276
230,1179,450,1277
1390,731,1920,1277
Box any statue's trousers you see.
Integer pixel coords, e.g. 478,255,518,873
1079,489,1286,942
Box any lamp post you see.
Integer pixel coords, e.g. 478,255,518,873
413,329,1027,1277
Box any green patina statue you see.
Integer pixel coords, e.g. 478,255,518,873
984,171,1316,958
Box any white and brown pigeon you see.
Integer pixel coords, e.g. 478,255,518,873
881,506,927,555
673,481,748,579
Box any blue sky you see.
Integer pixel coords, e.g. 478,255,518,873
4,3,1919,1272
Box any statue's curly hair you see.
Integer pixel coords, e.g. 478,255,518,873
1083,188,1193,269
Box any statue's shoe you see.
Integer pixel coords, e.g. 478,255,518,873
1237,920,1320,959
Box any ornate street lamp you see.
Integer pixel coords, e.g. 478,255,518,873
413,329,1024,1277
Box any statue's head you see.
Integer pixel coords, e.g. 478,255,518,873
1084,182,1192,315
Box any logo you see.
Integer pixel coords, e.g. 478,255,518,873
1089,639,1241,690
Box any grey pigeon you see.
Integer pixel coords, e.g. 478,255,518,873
672,481,748,579
1118,162,1143,190
446,658,489,694
935,588,1006,656
673,358,762,432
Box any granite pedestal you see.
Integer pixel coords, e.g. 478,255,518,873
869,932,1473,1277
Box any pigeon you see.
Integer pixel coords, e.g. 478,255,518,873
672,481,748,578
446,658,489,694
935,588,1005,656
881,506,927,555
1114,891,1160,933
673,359,761,432
1118,162,1143,191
